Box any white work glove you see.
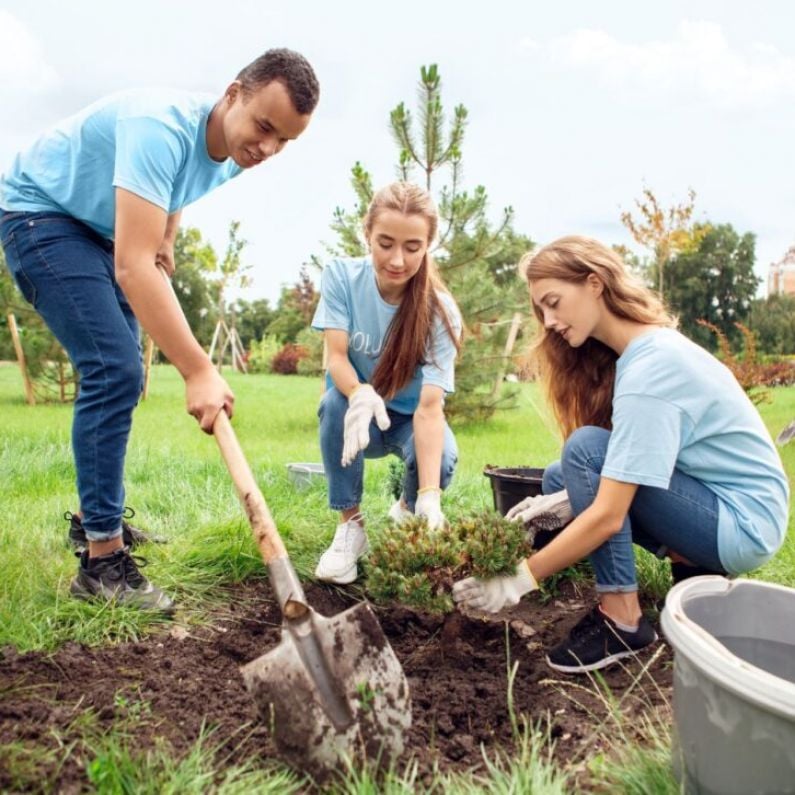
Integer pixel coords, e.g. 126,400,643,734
452,560,539,614
341,384,391,467
505,489,573,527
415,488,446,530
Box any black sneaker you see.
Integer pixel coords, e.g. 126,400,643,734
70,548,175,613
546,605,657,673
671,562,725,584
66,507,165,553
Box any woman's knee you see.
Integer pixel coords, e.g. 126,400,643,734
318,386,348,426
559,426,611,512
562,425,611,467
399,435,457,485
440,446,458,488
542,461,564,493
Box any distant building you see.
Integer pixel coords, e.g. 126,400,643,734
769,246,795,296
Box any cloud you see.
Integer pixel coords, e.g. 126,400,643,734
521,20,795,110
0,10,59,93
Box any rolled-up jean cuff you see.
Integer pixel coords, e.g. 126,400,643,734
595,583,639,594
84,527,124,543
329,501,362,512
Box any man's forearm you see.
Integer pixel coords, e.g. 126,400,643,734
116,256,210,379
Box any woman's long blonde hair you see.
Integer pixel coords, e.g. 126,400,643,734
365,182,460,400
520,236,676,438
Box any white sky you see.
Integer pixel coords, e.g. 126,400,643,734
2,0,793,302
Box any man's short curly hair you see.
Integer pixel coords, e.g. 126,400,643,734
236,48,319,115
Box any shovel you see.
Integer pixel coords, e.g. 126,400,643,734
211,410,411,779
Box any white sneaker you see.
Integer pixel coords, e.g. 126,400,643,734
314,518,369,584
387,498,413,525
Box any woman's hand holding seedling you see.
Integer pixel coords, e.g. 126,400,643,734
415,488,446,530
506,489,573,526
341,384,391,466
451,559,538,613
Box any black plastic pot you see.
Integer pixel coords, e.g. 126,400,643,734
483,466,545,516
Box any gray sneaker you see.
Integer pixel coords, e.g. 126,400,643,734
70,549,175,613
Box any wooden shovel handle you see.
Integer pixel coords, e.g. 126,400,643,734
212,409,288,565
154,264,287,565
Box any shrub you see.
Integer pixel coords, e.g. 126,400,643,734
246,335,281,374
271,343,308,375
697,320,770,405
365,511,532,613
757,360,795,387
294,327,325,376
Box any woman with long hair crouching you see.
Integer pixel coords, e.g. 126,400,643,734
312,182,462,584
453,236,788,673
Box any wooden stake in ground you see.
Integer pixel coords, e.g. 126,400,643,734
491,312,523,397
208,318,248,373
142,335,155,399
6,313,35,405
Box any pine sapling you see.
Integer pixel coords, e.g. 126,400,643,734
365,511,532,613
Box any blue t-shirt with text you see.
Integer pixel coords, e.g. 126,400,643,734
311,257,461,414
0,88,242,239
601,328,789,575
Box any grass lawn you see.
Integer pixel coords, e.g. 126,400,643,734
1,361,793,792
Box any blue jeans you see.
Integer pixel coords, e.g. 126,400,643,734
0,211,143,541
544,426,726,593
318,386,458,511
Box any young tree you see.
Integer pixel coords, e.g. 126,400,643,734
214,221,251,318
172,225,274,351
325,64,534,422
205,221,252,370
620,186,706,296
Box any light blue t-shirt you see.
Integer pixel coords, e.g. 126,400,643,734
311,257,462,414
0,88,242,240
601,328,789,575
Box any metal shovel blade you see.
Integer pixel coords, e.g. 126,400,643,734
240,601,410,780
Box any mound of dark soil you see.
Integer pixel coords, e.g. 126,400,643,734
0,579,671,792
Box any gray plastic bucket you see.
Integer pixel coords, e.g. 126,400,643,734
661,576,795,794
286,462,325,490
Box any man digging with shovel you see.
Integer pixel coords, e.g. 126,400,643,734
0,48,319,612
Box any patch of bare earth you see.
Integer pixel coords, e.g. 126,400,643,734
0,579,671,792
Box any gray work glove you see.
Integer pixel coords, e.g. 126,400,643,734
341,384,390,467
415,488,446,530
452,560,539,614
505,489,573,528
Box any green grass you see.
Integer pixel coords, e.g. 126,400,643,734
2,363,791,651
84,727,304,795
0,363,568,651
1,361,793,792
